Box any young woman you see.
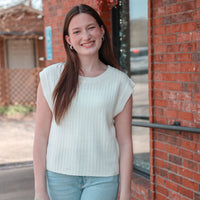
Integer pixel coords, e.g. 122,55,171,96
33,4,135,200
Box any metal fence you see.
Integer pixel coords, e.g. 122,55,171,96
0,68,42,106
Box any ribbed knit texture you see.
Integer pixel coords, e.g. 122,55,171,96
39,63,135,177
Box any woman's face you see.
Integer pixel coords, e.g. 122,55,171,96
65,13,105,58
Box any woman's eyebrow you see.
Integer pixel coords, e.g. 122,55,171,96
72,27,80,31
71,23,96,30
87,23,96,26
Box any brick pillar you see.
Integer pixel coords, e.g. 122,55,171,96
149,0,200,199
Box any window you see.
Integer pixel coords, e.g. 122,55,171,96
129,0,149,176
112,0,149,176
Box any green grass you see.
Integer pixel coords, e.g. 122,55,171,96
0,105,35,116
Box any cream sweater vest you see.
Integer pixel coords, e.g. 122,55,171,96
39,63,135,176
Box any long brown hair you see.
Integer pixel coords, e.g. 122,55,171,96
53,4,119,124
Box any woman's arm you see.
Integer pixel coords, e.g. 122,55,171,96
33,83,52,200
115,96,133,200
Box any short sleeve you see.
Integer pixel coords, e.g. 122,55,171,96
113,76,135,117
39,69,53,111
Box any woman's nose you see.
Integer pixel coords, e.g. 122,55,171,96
82,30,91,40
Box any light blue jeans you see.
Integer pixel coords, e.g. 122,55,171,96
46,170,119,200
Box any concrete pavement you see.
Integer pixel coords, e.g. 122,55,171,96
0,164,34,200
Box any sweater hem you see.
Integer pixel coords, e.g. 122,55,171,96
46,167,119,177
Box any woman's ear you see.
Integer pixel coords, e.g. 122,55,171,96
100,25,105,38
65,35,71,46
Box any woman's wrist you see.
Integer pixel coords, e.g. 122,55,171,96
119,191,131,200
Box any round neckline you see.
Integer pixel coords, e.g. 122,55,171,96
79,65,110,81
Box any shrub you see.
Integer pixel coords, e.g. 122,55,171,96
0,105,35,116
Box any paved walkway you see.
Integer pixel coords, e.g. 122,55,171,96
0,113,35,164
0,113,35,200
0,164,34,200
0,113,35,199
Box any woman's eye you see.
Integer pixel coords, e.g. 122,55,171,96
88,26,95,30
73,31,80,34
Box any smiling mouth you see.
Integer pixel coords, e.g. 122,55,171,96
81,41,95,47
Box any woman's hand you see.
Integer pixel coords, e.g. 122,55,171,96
34,191,49,200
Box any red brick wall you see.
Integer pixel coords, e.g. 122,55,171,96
149,0,200,199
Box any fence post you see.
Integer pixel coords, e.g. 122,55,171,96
0,69,7,106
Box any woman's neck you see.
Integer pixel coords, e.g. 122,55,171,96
79,57,107,77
